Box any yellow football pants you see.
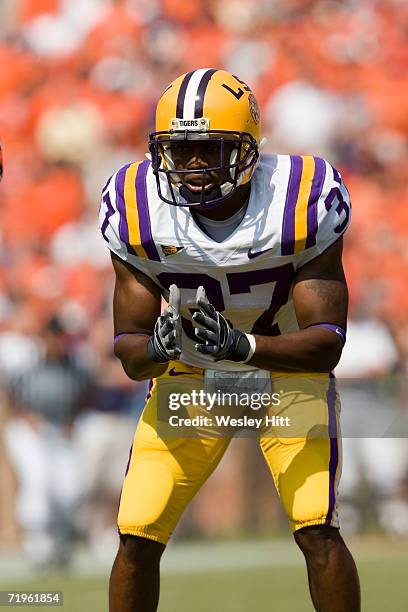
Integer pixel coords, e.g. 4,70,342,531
117,362,341,544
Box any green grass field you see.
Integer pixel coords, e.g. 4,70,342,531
1,536,407,611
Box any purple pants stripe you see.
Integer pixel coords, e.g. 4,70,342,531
145,378,154,401
326,373,339,526
281,155,303,256
305,157,326,249
135,160,161,261
117,442,134,518
116,163,131,244
124,443,134,477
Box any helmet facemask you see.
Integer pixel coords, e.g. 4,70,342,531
149,129,259,209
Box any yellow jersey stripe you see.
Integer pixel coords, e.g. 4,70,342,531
124,162,149,259
294,156,315,253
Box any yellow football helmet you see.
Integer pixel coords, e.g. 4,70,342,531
149,68,261,208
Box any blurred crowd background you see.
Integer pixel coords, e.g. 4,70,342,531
0,0,408,572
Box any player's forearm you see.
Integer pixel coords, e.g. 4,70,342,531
114,335,167,381
247,327,343,372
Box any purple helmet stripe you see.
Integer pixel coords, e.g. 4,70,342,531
305,157,326,249
116,163,131,243
135,160,161,261
176,71,195,118
326,373,339,526
281,155,303,256
194,68,218,118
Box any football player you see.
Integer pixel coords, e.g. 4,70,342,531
100,69,360,611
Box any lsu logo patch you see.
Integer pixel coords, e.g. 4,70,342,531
160,245,184,256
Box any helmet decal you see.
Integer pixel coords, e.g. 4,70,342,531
249,93,260,125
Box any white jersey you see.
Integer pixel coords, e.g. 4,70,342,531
99,154,351,371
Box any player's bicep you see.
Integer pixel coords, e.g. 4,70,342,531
292,238,348,329
111,253,162,334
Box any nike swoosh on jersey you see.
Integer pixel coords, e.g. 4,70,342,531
247,246,274,259
168,367,193,376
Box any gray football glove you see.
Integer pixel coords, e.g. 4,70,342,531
147,284,182,362
193,286,252,362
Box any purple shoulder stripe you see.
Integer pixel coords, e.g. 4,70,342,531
135,160,161,261
281,155,303,256
101,190,114,243
115,163,131,244
113,164,137,256
101,172,135,255
305,157,326,249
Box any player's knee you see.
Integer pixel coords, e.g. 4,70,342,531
294,525,342,568
118,534,165,569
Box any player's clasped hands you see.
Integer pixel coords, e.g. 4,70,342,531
148,285,253,364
